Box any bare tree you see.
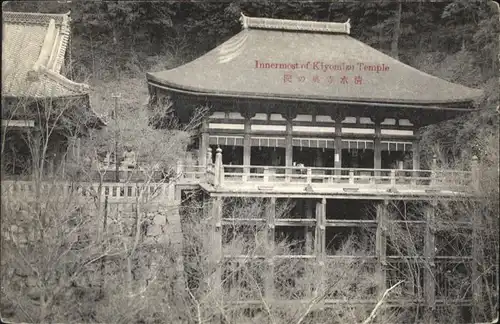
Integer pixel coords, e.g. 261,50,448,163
383,133,499,323
179,196,404,324
0,94,206,323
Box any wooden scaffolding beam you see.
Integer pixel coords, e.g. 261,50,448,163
376,200,388,299
210,197,223,300
424,201,436,323
265,197,276,298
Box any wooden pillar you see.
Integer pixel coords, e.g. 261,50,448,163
374,119,382,173
243,117,251,166
472,201,484,320
334,115,342,177
412,138,420,185
376,201,388,298
265,197,276,298
315,148,323,167
199,120,209,167
412,138,420,170
285,117,293,168
424,201,436,324
315,198,327,292
305,199,314,254
243,117,251,178
210,197,223,298
172,187,186,292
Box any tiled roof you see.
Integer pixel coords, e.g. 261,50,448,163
147,14,483,107
2,11,89,99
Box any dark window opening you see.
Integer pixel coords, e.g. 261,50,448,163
210,145,243,165
342,149,374,168
382,151,408,169
326,199,375,220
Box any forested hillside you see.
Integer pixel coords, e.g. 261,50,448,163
5,0,498,163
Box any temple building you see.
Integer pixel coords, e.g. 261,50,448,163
1,11,103,177
147,14,482,173
146,14,486,322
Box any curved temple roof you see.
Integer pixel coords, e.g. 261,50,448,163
2,11,89,98
147,14,483,106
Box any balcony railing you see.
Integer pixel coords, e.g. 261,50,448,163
219,165,471,187
1,180,172,201
1,148,481,196
201,147,480,193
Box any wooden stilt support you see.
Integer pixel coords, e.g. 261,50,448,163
305,199,314,254
265,197,276,298
315,198,327,294
172,186,185,293
376,200,388,299
424,201,436,324
472,203,484,321
210,197,223,312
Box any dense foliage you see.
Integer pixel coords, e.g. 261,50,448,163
5,1,498,81
4,0,498,179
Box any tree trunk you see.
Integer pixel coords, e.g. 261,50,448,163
391,1,402,59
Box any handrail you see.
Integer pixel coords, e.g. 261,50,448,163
2,162,475,196
1,180,171,199
219,164,473,188
221,164,471,174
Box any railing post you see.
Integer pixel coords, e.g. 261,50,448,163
263,166,269,182
242,165,248,182
214,147,223,187
430,154,437,186
207,147,213,168
390,169,396,186
176,160,184,179
349,169,354,184
471,155,479,192
306,168,312,183
285,166,291,183
206,147,213,183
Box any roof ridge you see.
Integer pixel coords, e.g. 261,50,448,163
51,13,71,73
3,11,70,26
40,66,89,94
240,13,351,34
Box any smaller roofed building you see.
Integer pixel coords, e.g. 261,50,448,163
2,11,103,177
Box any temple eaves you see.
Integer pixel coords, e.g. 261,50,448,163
2,11,90,98
146,14,484,107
